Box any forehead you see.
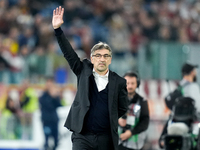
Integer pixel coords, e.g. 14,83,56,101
93,49,111,54
125,76,137,82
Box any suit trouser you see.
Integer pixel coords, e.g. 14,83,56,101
71,132,114,150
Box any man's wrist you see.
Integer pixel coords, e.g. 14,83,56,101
54,27,63,36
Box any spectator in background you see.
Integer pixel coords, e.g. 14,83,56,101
19,79,38,114
18,27,36,49
1,27,24,83
39,77,62,150
118,71,149,150
0,96,22,139
158,25,171,41
19,79,38,139
130,25,146,56
5,96,20,116
29,46,48,81
108,14,130,56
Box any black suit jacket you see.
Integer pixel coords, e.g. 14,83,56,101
55,28,128,150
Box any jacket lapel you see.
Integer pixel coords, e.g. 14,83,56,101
85,61,93,77
108,71,116,112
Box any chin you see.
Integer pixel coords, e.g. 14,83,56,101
128,91,135,94
98,68,107,72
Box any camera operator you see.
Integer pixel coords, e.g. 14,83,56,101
118,71,149,150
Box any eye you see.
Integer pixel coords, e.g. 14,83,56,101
95,54,101,58
104,54,110,58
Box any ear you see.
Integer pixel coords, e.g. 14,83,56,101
108,57,112,65
91,56,94,64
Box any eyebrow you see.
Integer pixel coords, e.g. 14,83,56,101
94,53,111,55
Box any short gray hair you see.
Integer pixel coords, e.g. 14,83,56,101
90,42,112,56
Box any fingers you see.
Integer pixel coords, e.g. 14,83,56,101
61,8,64,18
56,7,59,15
53,6,64,15
59,6,61,15
53,9,55,16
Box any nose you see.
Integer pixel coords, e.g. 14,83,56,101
99,55,106,61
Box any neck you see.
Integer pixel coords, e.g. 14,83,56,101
183,75,193,82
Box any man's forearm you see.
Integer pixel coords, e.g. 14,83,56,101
131,116,149,135
55,27,82,75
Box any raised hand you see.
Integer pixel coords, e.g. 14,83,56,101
52,6,64,29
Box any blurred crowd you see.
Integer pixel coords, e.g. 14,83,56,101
0,80,40,140
0,78,68,140
1,0,200,84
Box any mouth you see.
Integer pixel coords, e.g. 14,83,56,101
128,88,133,91
99,63,105,66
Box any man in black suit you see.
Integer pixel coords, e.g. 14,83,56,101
52,6,128,150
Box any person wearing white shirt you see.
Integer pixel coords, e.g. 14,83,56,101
180,62,200,114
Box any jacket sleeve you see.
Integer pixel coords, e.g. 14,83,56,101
131,99,149,135
118,81,128,118
54,27,83,76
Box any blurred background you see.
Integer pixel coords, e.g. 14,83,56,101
0,0,200,149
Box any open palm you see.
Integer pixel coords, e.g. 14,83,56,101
52,6,64,29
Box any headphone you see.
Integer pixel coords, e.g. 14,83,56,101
123,71,140,88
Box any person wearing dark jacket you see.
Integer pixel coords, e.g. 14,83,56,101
52,6,128,150
118,71,149,150
39,77,62,150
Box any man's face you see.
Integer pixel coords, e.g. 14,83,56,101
124,76,137,95
191,69,197,82
91,49,112,74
